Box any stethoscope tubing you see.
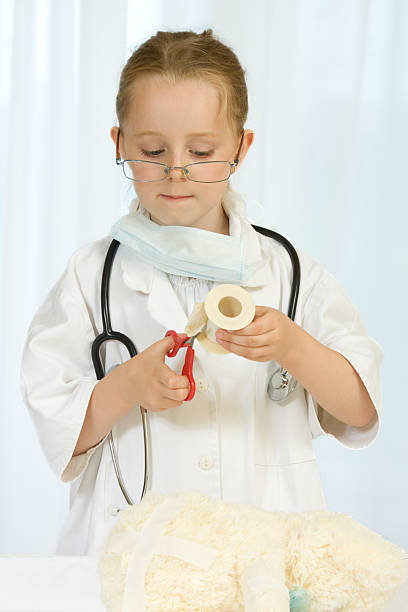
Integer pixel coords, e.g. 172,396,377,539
91,225,300,506
251,225,300,321
91,239,147,506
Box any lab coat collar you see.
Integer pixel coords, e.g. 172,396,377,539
118,187,270,332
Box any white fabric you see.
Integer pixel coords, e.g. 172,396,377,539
240,557,289,612
0,554,406,612
109,186,268,284
19,188,383,557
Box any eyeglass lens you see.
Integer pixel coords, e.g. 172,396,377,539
123,160,231,183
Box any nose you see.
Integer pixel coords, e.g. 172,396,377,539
166,166,188,181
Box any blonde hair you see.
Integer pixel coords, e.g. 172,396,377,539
115,29,248,139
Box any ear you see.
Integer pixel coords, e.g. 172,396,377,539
110,125,118,145
110,125,125,161
234,129,255,170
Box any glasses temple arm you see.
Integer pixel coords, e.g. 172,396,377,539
233,130,245,165
116,127,121,164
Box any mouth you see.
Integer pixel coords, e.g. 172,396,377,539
160,194,193,201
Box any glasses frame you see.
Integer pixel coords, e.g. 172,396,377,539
115,127,245,183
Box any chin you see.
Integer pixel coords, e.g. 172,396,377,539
151,212,185,227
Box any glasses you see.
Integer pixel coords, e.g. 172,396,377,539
115,128,245,183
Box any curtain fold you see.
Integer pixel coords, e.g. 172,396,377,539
0,0,129,554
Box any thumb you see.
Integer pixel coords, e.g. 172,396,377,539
151,334,177,359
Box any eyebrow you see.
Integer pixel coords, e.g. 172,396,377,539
133,131,219,137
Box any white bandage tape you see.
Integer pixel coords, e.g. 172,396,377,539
191,283,256,354
106,495,218,611
241,557,290,612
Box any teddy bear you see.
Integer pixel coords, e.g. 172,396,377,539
98,490,408,612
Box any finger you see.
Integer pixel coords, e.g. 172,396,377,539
148,396,187,411
160,368,190,389
223,306,273,336
215,337,269,360
216,330,272,348
159,381,190,402
155,335,177,352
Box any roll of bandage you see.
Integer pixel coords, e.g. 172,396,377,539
193,284,256,354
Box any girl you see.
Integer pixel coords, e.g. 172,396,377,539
20,29,382,557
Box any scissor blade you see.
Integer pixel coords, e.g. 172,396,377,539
187,332,201,347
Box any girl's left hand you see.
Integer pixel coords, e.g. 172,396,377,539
215,305,299,363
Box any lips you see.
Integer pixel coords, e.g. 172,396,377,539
160,194,192,200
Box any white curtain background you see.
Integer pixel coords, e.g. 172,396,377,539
0,0,407,554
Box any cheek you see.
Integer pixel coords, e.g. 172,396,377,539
199,182,229,206
133,184,154,198
132,184,162,209
131,185,160,219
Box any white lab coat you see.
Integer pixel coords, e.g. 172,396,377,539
20,194,383,558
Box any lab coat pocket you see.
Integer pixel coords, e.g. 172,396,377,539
254,362,316,466
253,362,325,512
254,460,327,513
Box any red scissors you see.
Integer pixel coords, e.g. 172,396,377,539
165,330,199,401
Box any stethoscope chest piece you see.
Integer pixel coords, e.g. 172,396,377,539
267,366,298,401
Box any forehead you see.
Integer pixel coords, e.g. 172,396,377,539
124,76,230,138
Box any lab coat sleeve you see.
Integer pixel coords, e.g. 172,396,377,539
19,253,109,484
301,270,383,449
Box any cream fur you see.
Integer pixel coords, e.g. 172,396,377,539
98,491,408,612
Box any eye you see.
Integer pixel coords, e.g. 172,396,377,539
193,150,213,157
140,149,214,158
141,149,165,157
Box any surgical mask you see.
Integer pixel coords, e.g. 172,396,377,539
109,185,268,286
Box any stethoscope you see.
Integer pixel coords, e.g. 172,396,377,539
91,225,300,506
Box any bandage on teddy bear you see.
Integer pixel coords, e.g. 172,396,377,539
98,491,408,612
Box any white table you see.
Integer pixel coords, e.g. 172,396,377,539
0,556,104,612
0,555,406,611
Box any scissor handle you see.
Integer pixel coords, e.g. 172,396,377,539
165,330,189,357
164,330,196,401
182,345,195,401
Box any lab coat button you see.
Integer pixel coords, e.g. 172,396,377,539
197,378,208,392
199,456,214,470
108,504,121,517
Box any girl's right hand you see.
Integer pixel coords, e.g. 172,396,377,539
115,335,191,412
